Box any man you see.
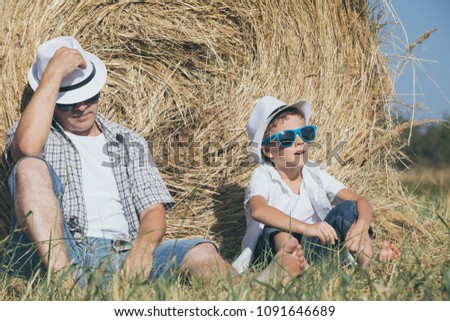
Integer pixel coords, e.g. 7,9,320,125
2,37,305,287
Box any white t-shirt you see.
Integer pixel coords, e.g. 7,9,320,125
64,131,129,239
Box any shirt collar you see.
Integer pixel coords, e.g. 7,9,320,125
261,162,303,195
261,162,319,192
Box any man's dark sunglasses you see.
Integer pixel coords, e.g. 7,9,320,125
56,92,101,111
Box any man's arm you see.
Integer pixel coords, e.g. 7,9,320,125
10,47,86,162
10,47,86,285
122,203,166,280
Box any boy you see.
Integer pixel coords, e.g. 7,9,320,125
233,96,400,273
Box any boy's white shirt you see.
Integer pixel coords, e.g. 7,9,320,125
232,162,346,273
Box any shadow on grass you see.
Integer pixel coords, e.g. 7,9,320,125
211,183,246,261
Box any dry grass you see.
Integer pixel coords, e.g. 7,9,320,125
0,1,416,261
0,2,448,301
400,167,450,195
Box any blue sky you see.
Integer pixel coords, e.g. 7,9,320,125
379,0,450,120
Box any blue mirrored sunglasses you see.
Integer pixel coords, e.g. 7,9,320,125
55,92,101,111
262,125,317,147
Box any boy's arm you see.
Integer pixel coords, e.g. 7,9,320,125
249,195,337,245
335,189,373,252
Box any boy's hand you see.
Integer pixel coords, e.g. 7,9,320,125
346,220,370,254
302,222,338,245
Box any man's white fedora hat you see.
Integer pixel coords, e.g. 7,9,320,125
28,36,107,104
247,96,311,164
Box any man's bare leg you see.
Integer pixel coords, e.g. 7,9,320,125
179,243,240,284
14,157,71,275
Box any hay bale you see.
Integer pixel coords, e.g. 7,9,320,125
0,0,413,258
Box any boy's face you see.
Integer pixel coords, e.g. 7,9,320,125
262,114,310,170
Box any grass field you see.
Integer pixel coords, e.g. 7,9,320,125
0,168,448,301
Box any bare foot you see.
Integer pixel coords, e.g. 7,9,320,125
378,240,401,262
256,238,306,284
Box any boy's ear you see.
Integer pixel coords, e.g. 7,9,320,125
262,145,274,160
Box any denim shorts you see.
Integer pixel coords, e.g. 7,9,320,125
254,200,373,264
2,157,214,285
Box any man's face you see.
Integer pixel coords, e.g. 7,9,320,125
53,98,99,136
262,114,310,170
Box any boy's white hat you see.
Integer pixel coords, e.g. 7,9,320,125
247,96,311,164
28,36,107,104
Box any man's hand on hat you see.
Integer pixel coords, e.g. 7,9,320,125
44,46,87,80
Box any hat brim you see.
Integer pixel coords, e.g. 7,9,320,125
27,52,107,104
250,100,311,164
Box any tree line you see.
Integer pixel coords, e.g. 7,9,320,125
399,115,450,169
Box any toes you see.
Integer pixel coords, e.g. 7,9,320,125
378,241,401,262
386,242,401,260
299,252,307,263
385,247,394,258
380,240,389,250
300,261,307,271
284,238,299,254
294,245,304,258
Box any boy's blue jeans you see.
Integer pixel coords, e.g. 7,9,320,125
254,201,373,264
2,157,213,285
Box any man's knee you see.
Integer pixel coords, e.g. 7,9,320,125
14,157,52,189
11,157,59,222
15,156,50,176
184,242,220,265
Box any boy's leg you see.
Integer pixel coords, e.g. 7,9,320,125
251,228,306,282
272,231,292,252
254,227,298,261
3,157,77,281
254,237,306,284
302,200,373,264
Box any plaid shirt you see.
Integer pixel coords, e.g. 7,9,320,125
5,114,174,244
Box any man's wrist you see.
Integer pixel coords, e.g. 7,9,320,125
41,67,65,84
132,239,158,255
